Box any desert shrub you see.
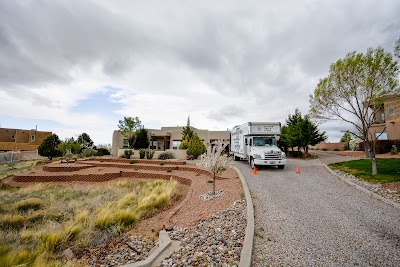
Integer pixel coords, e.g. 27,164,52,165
81,148,98,157
391,145,398,155
13,198,44,212
160,162,165,166
129,160,136,164
334,148,339,151
124,150,133,159
146,150,155,159
179,140,189,149
322,148,327,151
139,149,146,159
158,152,174,160
0,214,26,230
40,232,63,252
96,148,110,156
187,134,206,159
166,169,172,173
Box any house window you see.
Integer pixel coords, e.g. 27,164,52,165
380,112,385,123
31,135,35,141
172,141,181,150
375,132,388,140
388,108,394,115
11,135,15,139
123,139,129,148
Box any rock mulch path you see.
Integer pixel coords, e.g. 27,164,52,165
84,235,156,266
162,200,246,267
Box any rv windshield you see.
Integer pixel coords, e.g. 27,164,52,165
253,137,276,147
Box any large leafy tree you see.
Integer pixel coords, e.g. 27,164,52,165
77,133,93,150
38,134,62,160
395,36,400,60
280,109,326,156
340,131,351,143
310,46,399,174
118,117,142,148
133,128,149,149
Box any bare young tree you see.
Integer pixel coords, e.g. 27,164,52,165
197,140,232,195
310,46,399,175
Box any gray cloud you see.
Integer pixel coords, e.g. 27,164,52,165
0,0,399,142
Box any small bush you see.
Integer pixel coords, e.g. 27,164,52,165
0,214,26,230
207,180,214,183
81,148,98,157
334,148,339,151
158,152,174,160
187,134,206,159
129,160,136,164
391,145,398,155
96,148,111,156
124,150,133,159
14,198,44,212
139,149,146,159
146,150,155,159
160,162,165,166
322,148,327,151
166,169,172,173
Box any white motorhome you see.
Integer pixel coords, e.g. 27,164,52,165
230,122,286,169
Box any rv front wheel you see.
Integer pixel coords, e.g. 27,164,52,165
250,157,255,169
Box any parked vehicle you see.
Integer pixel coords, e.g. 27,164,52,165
230,122,286,169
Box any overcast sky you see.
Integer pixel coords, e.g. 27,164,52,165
0,0,399,145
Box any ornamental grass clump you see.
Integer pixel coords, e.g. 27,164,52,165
197,140,232,195
13,198,44,212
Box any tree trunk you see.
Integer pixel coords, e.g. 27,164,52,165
371,132,378,175
213,175,216,195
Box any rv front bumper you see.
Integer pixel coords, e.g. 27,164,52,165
254,158,286,166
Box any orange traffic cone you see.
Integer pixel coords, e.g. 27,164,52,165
296,166,300,173
253,166,257,174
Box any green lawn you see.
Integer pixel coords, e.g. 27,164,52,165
329,158,400,184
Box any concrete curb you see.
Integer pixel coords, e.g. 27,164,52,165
324,165,400,209
233,166,254,267
121,230,172,267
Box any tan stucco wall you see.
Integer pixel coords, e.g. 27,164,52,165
0,128,52,151
368,96,400,140
312,142,349,151
112,126,230,155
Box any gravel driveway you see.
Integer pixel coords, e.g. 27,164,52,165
235,158,400,266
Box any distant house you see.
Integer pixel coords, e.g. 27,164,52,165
0,128,52,151
112,126,230,156
368,94,400,140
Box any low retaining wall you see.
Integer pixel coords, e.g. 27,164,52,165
14,170,192,185
43,164,94,172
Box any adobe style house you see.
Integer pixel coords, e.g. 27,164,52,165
0,128,52,151
368,94,400,140
112,126,229,156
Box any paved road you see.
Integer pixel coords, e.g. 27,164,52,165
235,158,400,266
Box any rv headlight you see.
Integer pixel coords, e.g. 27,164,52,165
253,154,261,159
281,152,286,158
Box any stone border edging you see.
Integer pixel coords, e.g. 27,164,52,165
232,166,254,267
121,230,172,267
324,165,400,209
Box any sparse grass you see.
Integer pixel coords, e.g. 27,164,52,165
0,179,182,266
207,180,214,183
0,161,41,180
329,158,400,184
